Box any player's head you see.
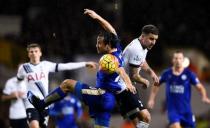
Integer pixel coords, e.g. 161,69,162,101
96,31,119,54
140,24,159,50
172,51,184,68
27,43,42,64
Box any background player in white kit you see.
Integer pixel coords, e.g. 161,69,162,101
17,43,97,128
2,76,28,128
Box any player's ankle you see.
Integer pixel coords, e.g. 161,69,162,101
136,121,149,128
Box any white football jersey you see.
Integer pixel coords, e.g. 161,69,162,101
3,77,27,119
122,38,148,72
17,61,56,109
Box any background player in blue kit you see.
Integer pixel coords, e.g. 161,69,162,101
48,94,83,128
27,8,135,128
148,51,210,128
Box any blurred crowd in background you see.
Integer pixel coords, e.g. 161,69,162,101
0,0,210,127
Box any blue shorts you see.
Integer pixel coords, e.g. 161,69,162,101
168,111,196,128
74,81,115,127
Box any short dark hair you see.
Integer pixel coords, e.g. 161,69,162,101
27,43,42,51
174,50,184,54
98,31,120,48
142,24,159,35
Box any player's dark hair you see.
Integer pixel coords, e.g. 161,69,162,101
142,24,159,35
27,43,42,51
174,50,183,54
98,31,120,48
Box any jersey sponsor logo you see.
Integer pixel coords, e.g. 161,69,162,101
27,72,46,82
62,106,74,115
170,85,184,94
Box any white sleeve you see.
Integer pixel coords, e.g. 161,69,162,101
3,79,13,95
43,61,57,72
57,62,86,71
17,64,26,80
127,48,142,66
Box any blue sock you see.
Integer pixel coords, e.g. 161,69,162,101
44,87,67,106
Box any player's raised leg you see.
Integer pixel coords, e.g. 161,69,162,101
28,79,77,111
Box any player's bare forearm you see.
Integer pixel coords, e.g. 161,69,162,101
132,74,150,88
196,83,210,104
129,66,149,88
196,84,208,99
84,9,117,35
1,94,17,101
142,62,159,85
148,86,160,109
116,67,136,93
142,61,153,74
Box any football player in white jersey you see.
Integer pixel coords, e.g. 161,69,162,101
17,43,97,128
122,24,159,88
83,9,159,128
121,25,159,127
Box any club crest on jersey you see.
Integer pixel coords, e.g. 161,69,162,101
181,74,187,80
134,55,140,62
27,72,46,82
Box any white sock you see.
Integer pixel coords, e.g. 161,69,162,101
136,121,149,128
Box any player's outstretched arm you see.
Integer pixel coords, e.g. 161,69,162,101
84,8,117,35
195,83,210,104
58,61,97,71
129,66,150,89
147,85,160,109
142,61,159,86
1,92,19,101
85,61,98,69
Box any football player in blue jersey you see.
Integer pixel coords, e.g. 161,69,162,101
48,94,83,128
27,10,135,128
148,51,210,128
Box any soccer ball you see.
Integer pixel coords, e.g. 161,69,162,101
99,54,119,74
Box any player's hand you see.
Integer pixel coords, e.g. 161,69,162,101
85,61,98,69
84,9,99,19
18,91,25,98
147,100,155,109
126,84,136,94
11,92,19,99
142,79,150,89
202,97,210,104
151,72,159,86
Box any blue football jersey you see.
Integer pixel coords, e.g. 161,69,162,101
160,68,199,113
96,50,125,93
49,94,83,128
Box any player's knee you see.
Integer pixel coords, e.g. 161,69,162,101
60,79,76,92
140,110,151,123
144,112,151,123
